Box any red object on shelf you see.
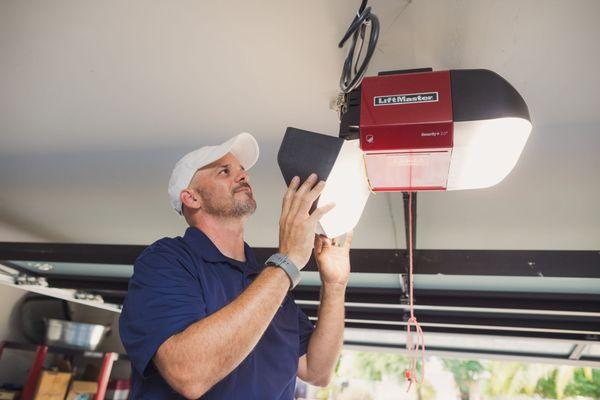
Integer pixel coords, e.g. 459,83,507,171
21,345,48,400
0,342,126,400
106,379,131,399
93,352,118,400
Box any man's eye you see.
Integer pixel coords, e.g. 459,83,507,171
219,168,229,175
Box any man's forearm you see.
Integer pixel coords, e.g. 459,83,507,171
154,266,289,398
305,284,346,385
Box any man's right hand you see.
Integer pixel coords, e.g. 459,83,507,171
278,173,335,269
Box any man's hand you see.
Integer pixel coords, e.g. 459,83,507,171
279,173,335,269
314,231,353,288
298,231,352,386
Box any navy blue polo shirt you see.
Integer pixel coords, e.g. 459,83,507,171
119,227,314,399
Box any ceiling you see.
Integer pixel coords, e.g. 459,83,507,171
1,0,599,250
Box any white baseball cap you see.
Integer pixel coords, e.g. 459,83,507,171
168,132,259,214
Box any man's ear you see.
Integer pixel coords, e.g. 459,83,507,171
180,188,202,212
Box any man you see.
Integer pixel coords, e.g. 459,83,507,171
119,132,352,399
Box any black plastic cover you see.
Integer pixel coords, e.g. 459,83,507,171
450,69,530,122
277,127,344,186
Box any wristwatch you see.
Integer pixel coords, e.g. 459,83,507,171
265,253,301,290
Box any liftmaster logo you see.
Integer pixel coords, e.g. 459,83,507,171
374,92,439,106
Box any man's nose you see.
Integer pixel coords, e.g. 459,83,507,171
235,168,249,183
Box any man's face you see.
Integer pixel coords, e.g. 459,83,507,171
188,152,257,218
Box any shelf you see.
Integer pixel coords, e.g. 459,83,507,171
0,340,128,400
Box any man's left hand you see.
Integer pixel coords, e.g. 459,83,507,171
313,231,353,288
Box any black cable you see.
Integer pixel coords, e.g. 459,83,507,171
338,1,380,93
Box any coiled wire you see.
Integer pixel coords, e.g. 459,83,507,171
338,0,380,93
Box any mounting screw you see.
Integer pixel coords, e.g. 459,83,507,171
528,261,536,267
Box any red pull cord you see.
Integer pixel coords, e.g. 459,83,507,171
405,191,425,390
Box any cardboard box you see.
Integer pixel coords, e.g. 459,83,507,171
33,370,72,400
0,390,20,400
66,380,98,400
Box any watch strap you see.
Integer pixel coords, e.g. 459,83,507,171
265,253,301,290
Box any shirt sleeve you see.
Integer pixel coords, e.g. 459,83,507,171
119,246,207,378
297,305,315,357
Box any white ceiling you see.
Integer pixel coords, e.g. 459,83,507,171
0,0,599,250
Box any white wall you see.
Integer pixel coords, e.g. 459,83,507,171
0,221,50,242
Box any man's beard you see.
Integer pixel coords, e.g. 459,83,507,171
198,184,257,218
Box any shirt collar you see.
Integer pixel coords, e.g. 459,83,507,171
183,226,261,274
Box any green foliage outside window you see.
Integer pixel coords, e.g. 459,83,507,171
314,350,600,400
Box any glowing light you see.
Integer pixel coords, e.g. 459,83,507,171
316,140,371,238
447,118,532,190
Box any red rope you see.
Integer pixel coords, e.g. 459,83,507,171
405,191,425,390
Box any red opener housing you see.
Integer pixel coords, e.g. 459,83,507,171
359,70,453,191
